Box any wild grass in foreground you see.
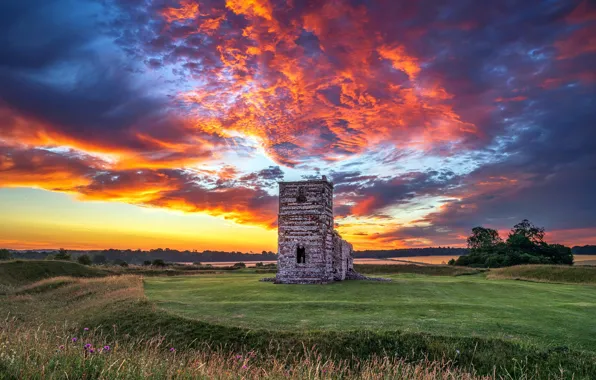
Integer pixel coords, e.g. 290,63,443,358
2,268,596,379
0,320,493,380
487,265,596,284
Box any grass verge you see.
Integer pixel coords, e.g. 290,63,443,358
355,264,484,276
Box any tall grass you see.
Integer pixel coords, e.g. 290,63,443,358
0,318,491,380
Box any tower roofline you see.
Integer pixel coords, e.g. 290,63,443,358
278,175,333,186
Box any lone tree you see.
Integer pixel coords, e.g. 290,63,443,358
509,219,545,244
467,227,503,252
152,259,166,267
0,249,12,261
54,248,71,261
77,254,92,266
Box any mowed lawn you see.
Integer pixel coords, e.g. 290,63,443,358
144,273,596,351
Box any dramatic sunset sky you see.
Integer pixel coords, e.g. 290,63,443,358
0,0,594,251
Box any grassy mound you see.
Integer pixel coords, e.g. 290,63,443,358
355,263,484,276
1,275,594,378
0,260,108,290
487,265,596,284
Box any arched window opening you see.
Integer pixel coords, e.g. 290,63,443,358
296,186,307,203
296,244,306,264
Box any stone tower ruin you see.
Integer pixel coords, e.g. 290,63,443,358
276,176,355,284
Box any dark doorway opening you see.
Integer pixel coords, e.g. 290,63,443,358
297,245,306,264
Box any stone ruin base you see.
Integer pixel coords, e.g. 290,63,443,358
261,270,391,284
345,270,392,282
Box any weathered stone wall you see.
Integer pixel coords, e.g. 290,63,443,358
275,176,371,284
276,179,335,284
331,232,353,280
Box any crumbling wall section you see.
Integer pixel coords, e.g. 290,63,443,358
332,232,354,280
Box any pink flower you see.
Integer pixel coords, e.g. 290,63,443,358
169,347,176,353
71,337,78,343
83,327,89,331
59,345,65,350
242,365,247,369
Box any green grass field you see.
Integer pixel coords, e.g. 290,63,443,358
2,261,596,378
145,272,596,351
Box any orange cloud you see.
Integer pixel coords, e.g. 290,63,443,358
377,44,421,80
161,0,200,23
163,0,478,167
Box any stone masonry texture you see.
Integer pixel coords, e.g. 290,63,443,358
275,176,357,284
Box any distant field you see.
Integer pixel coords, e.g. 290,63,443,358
144,272,596,352
488,264,596,284
575,255,596,266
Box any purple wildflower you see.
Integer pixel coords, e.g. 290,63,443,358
103,346,110,351
89,348,95,354
83,327,89,331
72,337,78,343
59,345,65,350
242,365,248,369
170,347,176,353
235,355,242,360
84,344,92,349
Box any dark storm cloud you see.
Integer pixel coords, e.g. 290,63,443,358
0,0,223,159
332,169,459,216
424,84,596,232
238,166,285,188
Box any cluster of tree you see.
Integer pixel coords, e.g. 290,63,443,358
8,249,278,265
0,249,12,261
450,219,574,268
7,247,478,264
354,247,468,258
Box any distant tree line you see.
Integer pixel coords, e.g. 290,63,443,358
450,219,574,268
2,232,589,266
354,247,469,258
571,245,596,255
3,247,471,264
6,249,278,265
